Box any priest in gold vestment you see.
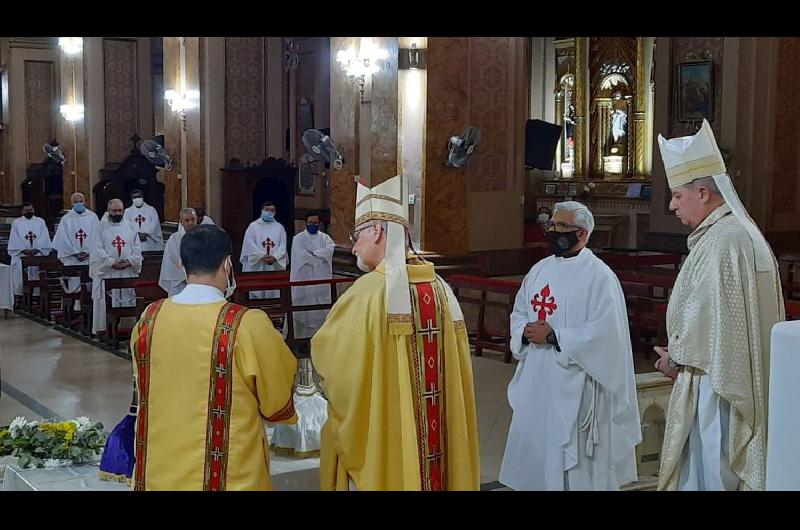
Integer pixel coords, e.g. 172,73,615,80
311,175,480,491
654,120,785,491
130,225,298,490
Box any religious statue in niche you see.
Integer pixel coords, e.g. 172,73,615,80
610,91,628,147
564,103,576,161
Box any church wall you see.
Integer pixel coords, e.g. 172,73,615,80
224,37,267,166
423,37,527,254
162,37,182,221
466,37,527,252
649,37,726,239
367,37,399,189
328,37,398,244
290,37,332,215
3,38,60,204
768,37,800,250
203,37,226,224
649,36,800,254
422,37,470,254
103,38,153,165
184,37,205,216
0,38,8,203
58,40,83,207
328,37,358,245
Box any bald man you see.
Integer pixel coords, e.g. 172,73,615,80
52,193,100,306
89,199,143,336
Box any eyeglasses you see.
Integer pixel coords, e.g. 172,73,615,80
544,220,583,232
350,225,372,245
349,225,371,245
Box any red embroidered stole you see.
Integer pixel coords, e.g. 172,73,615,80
408,281,448,491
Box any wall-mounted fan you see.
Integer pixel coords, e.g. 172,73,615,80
445,127,481,168
43,141,66,165
302,129,344,170
140,136,172,171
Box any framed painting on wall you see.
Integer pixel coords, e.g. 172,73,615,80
677,61,713,122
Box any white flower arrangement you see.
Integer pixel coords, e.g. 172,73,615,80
1,416,107,469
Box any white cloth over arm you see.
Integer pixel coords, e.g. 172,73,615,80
239,220,288,299
89,220,143,334
500,249,641,491
124,203,164,251
289,230,335,339
158,231,186,296
7,216,52,296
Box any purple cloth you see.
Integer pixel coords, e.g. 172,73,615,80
99,410,136,479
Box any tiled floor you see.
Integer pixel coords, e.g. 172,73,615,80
0,313,516,490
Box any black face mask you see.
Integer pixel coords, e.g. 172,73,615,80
23,212,34,219
109,214,124,223
546,230,580,256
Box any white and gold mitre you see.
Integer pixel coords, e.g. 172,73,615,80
657,119,726,189
355,174,409,227
354,175,412,335
658,119,776,273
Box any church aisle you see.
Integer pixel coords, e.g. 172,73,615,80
0,314,517,489
0,314,132,429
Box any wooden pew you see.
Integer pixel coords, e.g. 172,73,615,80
133,280,167,320
273,276,357,355
786,300,800,321
20,254,62,318
102,277,141,349
59,264,91,332
449,274,521,363
232,271,291,327
620,280,669,357
101,259,162,348
597,251,683,271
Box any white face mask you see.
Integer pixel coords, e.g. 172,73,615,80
223,258,237,299
538,213,550,223
356,253,373,273
132,197,144,207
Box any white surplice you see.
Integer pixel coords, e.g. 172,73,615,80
288,229,335,339
239,219,288,299
158,229,186,297
52,208,100,300
7,215,52,296
89,218,143,334
123,202,163,252
499,248,642,491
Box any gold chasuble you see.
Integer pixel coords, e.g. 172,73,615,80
131,299,298,490
311,175,479,491
312,260,479,490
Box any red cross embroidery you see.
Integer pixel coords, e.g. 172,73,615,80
112,235,126,258
134,214,146,229
262,238,275,255
531,284,558,321
75,229,87,248
25,231,37,247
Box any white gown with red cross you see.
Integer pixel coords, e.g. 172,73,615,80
239,218,288,299
89,218,143,334
7,215,52,296
499,247,641,491
123,202,164,251
52,208,100,299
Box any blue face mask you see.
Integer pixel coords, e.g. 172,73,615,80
261,211,275,222
307,224,319,235
73,202,86,214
